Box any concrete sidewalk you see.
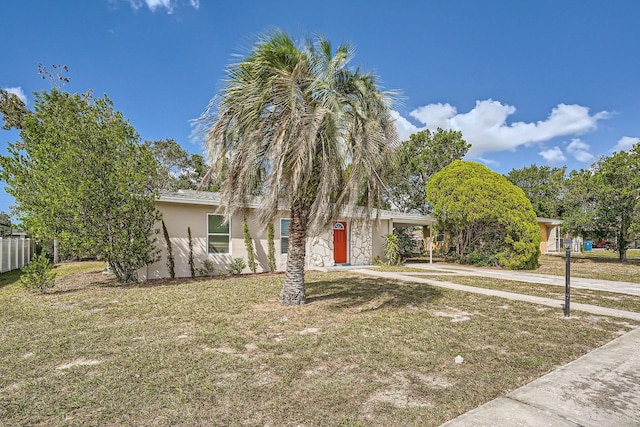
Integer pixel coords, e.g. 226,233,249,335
404,262,640,296
441,327,640,426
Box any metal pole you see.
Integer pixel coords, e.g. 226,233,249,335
564,238,572,317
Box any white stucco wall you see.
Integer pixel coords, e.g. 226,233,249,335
139,199,391,280
140,202,290,280
372,219,393,263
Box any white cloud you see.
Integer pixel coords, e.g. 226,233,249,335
566,138,594,163
393,99,611,158
409,103,458,129
3,87,27,104
476,157,500,166
390,110,420,142
121,0,198,13
613,136,640,152
539,147,566,164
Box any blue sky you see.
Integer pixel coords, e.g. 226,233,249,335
2,0,639,215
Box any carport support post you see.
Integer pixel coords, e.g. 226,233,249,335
564,238,572,317
429,223,433,264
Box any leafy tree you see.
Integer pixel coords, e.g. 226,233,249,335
385,128,469,214
505,165,566,218
144,139,216,191
563,146,640,261
426,161,541,269
0,211,11,237
145,138,191,190
0,89,29,130
562,168,598,237
0,88,160,282
197,31,398,305
181,153,217,191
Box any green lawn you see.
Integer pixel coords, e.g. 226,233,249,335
1,264,636,426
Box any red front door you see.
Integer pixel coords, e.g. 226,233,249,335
333,221,347,264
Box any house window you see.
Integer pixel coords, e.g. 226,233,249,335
207,214,230,254
436,234,445,243
281,218,290,254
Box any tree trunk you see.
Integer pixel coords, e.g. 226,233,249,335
279,201,310,305
53,239,60,264
619,229,628,262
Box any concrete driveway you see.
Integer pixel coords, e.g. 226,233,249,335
404,262,640,296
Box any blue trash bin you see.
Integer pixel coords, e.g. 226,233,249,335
584,240,592,251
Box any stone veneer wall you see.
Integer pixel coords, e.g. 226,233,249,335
306,231,333,268
305,220,373,268
350,221,372,265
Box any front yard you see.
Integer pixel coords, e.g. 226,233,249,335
1,262,636,426
537,251,640,282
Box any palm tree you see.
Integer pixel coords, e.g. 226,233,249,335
197,30,399,305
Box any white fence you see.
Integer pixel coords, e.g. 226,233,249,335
0,237,33,273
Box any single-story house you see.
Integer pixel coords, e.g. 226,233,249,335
139,191,436,280
538,217,562,254
139,191,573,279
537,217,582,253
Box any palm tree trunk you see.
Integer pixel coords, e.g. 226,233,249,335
279,201,310,305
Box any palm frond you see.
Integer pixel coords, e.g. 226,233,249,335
198,30,399,234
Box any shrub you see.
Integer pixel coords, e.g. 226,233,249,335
188,226,195,279
197,259,219,277
243,217,257,273
383,233,403,265
162,220,175,279
228,257,246,275
267,223,276,272
426,161,541,270
21,252,56,294
393,227,419,259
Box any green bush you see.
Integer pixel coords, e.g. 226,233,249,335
267,223,276,272
243,217,257,273
197,259,219,277
393,227,419,259
228,257,246,275
426,160,541,270
188,227,195,279
21,252,56,294
162,220,175,279
383,233,403,265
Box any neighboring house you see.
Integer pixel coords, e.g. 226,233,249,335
423,217,573,256
139,191,436,280
538,217,582,253
538,217,563,254
0,220,11,238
